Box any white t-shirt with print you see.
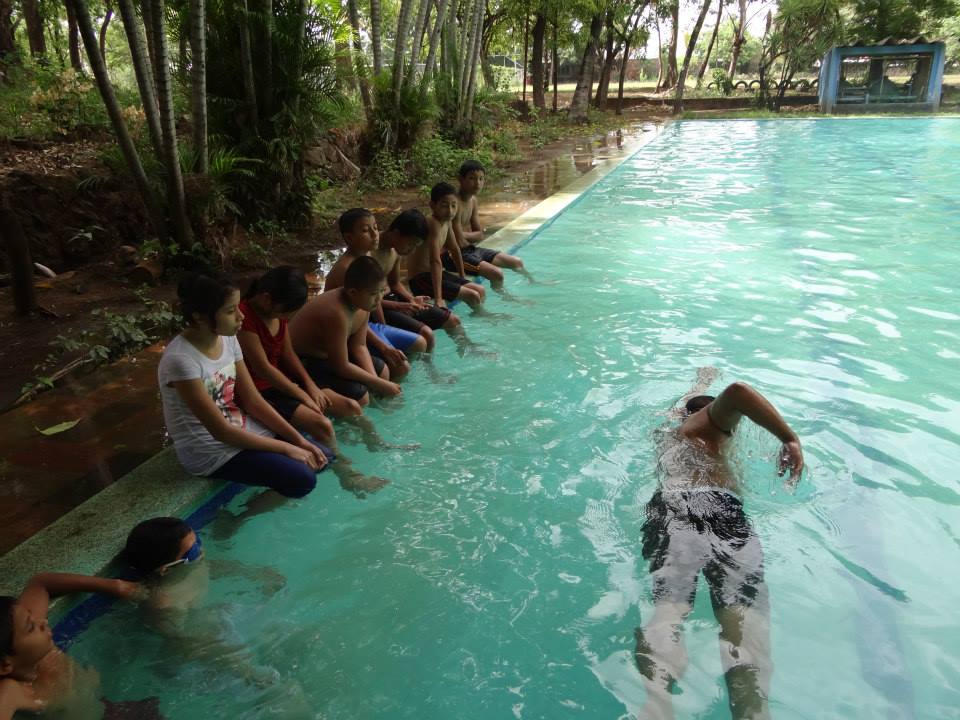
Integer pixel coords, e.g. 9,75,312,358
158,334,271,476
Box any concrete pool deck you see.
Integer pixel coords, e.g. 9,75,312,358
0,122,665,617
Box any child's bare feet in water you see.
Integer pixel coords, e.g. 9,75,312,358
338,470,390,498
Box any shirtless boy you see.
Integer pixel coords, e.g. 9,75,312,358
407,183,486,310
0,573,154,720
447,160,528,285
372,209,464,352
635,370,804,720
324,208,426,380
290,255,401,404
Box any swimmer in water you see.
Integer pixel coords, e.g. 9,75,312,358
0,573,160,720
634,368,804,720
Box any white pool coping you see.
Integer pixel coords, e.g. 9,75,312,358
482,123,666,254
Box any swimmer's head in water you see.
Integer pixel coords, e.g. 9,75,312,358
0,595,55,678
125,517,202,574
684,395,716,416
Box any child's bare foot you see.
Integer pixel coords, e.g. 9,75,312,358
339,471,390,498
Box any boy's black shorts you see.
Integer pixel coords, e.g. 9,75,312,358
408,271,471,302
260,387,303,422
383,293,452,330
441,245,500,275
300,355,386,401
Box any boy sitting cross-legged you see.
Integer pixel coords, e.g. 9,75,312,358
448,160,530,285
406,183,486,311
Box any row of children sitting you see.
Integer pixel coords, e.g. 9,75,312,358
0,161,528,717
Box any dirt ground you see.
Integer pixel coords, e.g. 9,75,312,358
0,107,669,410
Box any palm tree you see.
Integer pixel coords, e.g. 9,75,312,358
147,0,192,247
369,0,383,74
116,0,164,160
673,0,712,113
189,0,208,173
65,0,167,242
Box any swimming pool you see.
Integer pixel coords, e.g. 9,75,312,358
69,118,960,719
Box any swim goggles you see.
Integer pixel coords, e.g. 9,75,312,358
158,535,204,572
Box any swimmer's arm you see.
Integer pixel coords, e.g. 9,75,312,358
426,221,444,304
385,262,414,303
19,573,141,616
710,382,804,480
0,679,44,719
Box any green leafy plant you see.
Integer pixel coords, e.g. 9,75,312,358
713,68,735,96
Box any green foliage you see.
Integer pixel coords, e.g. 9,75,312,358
369,71,439,151
843,0,958,44
409,137,492,185
365,148,409,189
20,290,179,401
713,68,735,96
0,63,111,139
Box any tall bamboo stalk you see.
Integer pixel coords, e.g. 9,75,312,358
419,0,451,96
117,0,164,161
66,0,167,242
391,0,414,103
238,0,259,129
189,0,208,173
406,0,431,83
346,0,372,115
147,0,192,247
462,0,483,121
370,0,382,74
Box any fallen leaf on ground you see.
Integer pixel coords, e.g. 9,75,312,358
36,419,82,435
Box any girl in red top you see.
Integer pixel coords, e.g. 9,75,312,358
238,266,388,496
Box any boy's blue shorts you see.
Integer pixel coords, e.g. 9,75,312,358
369,322,421,352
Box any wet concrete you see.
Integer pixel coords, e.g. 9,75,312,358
0,118,661,557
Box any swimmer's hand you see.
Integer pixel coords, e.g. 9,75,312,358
115,580,150,603
778,438,804,488
0,678,47,715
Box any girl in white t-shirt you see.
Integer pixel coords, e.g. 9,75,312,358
158,273,331,497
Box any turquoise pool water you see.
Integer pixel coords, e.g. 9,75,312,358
71,119,960,719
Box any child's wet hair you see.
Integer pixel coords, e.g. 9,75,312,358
458,159,485,177
0,596,14,661
388,209,428,241
124,517,193,572
344,255,386,291
430,182,457,203
684,395,715,415
177,272,238,329
338,208,374,236
245,265,308,313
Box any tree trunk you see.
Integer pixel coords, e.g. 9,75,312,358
727,0,746,77
696,0,721,85
259,0,272,117
663,1,679,91
593,14,617,108
462,0,483,123
139,0,160,89
551,13,558,112
654,13,663,91
0,1,15,67
99,6,113,61
458,0,481,118
0,200,36,315
391,0,413,103
346,0,372,116
406,0,430,84
673,0,711,113
455,0,475,104
369,0,382,74
23,0,46,56
238,0,258,129
147,0,192,247
65,1,83,70
117,0,164,160
188,0,207,173
419,0,450,96
521,13,528,103
568,13,602,122
66,0,167,242
531,12,545,109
